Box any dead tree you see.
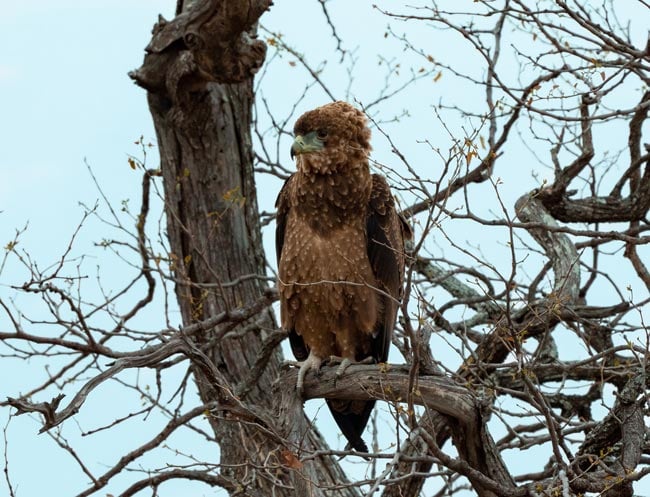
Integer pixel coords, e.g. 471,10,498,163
2,1,649,496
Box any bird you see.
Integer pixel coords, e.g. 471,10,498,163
275,101,410,452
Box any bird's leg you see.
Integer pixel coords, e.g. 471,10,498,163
327,355,375,383
295,351,323,397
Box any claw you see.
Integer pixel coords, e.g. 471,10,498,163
335,358,352,381
296,352,323,397
327,354,344,365
327,356,375,385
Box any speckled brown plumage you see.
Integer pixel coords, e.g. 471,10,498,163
275,101,410,452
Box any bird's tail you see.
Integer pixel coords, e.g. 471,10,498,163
327,399,374,453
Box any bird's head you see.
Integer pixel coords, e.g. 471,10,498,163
291,101,371,174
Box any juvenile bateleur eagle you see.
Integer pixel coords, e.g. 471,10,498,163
275,101,410,452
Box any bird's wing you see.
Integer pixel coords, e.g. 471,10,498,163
275,174,309,361
366,173,410,362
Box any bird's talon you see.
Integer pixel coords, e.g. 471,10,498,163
327,355,344,365
335,358,352,380
295,353,323,398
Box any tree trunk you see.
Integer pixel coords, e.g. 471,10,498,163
132,1,355,495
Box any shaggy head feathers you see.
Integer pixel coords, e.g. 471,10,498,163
293,101,371,173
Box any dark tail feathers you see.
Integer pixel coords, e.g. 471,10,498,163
327,399,375,453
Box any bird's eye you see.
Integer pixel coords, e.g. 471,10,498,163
316,129,328,140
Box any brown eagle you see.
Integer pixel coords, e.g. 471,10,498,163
275,101,410,452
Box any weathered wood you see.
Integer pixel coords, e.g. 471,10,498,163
287,364,517,497
132,1,356,495
515,194,580,302
294,365,474,420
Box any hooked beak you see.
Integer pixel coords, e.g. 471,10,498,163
290,131,325,160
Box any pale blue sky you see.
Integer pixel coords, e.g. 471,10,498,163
1,2,171,256
1,1,649,496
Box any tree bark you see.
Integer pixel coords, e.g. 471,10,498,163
132,1,359,495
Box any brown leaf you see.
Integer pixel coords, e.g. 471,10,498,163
280,449,303,469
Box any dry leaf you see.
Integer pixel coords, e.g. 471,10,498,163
280,449,303,469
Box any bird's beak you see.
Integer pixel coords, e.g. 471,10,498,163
290,132,324,160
